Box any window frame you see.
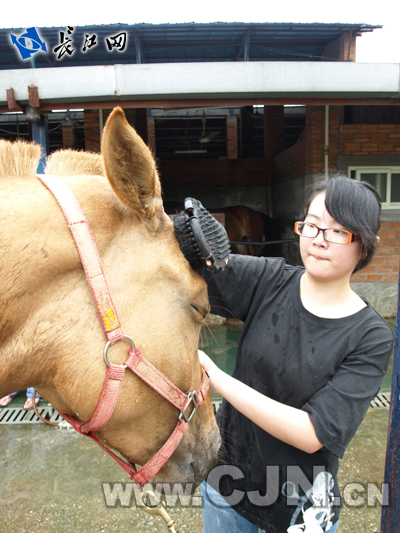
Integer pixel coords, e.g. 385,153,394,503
348,166,400,209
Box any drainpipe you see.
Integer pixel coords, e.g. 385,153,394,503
99,109,104,142
324,105,329,176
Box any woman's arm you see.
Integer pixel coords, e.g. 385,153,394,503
199,350,323,454
200,255,269,321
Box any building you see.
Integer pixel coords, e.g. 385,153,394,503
1,22,399,315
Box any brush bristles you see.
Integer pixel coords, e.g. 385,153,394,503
174,213,205,270
173,202,230,270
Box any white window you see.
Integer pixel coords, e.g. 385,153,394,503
348,167,400,209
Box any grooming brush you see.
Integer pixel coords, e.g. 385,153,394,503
173,198,230,273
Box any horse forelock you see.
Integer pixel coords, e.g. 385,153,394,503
0,139,41,179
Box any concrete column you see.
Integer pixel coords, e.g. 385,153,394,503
226,115,238,159
241,106,254,158
305,106,325,180
264,106,285,158
31,115,49,173
62,125,75,148
84,109,101,152
147,116,156,153
264,106,285,182
328,106,340,171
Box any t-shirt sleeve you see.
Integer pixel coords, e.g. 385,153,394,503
302,319,394,458
200,255,270,322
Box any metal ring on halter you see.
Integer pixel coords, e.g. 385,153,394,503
104,335,136,367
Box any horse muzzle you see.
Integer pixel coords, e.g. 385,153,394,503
154,418,221,491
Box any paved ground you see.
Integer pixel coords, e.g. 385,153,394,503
0,405,390,533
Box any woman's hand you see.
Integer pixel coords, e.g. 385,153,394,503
198,350,225,395
199,350,322,454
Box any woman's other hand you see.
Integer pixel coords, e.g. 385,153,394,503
198,350,224,395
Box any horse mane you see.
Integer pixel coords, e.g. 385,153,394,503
0,139,41,178
45,149,105,177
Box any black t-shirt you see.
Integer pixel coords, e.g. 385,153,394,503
202,255,393,533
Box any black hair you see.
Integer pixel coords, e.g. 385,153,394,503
305,175,381,273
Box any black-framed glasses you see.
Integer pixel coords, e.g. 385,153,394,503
294,222,360,245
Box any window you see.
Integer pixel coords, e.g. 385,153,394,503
349,167,400,208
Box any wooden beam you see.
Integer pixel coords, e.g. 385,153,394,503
28,84,40,108
6,88,24,112
31,97,400,113
1,97,399,116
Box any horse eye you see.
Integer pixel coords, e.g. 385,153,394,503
191,303,208,322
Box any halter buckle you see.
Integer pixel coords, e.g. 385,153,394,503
178,391,198,423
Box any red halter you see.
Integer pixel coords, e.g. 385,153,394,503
36,174,209,488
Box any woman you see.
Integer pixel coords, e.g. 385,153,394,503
199,176,394,533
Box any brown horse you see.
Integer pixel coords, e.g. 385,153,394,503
209,206,280,256
0,108,219,487
165,203,280,256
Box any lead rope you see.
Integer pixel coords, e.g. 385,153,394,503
31,390,59,426
31,390,183,531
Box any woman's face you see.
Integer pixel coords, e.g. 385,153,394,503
300,192,363,284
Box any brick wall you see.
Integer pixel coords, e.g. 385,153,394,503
272,106,341,181
352,222,400,283
339,124,400,155
321,31,356,61
273,130,306,180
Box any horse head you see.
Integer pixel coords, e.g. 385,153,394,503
0,107,220,488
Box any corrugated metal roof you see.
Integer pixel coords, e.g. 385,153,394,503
1,22,381,70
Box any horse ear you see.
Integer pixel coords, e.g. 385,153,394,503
101,107,162,218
